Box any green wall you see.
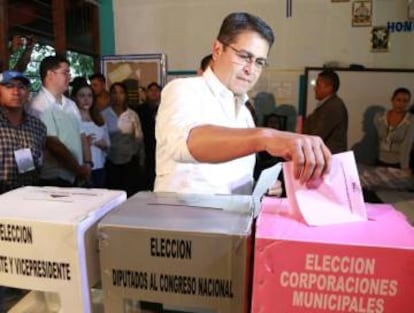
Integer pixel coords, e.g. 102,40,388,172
99,0,115,56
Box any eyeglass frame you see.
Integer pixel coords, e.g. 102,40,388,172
52,70,71,77
220,41,269,70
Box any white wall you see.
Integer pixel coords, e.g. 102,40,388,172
113,0,414,71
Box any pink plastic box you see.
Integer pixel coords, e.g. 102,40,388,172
251,197,414,313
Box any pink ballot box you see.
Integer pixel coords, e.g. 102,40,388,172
251,197,414,313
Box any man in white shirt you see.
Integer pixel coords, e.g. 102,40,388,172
155,12,331,195
31,55,91,186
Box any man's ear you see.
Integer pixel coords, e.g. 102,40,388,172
212,40,223,61
45,69,53,80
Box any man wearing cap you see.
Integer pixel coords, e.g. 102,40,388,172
30,55,92,187
0,70,46,309
0,70,47,193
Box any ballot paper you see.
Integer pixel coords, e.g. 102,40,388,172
283,151,367,226
252,162,282,216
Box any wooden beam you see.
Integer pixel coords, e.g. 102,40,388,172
0,0,9,71
91,3,101,72
52,0,66,55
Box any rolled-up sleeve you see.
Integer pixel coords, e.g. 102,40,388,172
156,78,203,163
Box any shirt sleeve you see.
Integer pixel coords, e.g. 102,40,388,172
30,93,57,137
37,107,59,137
399,116,414,169
156,79,203,163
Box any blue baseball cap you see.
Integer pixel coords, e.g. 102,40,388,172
0,70,30,86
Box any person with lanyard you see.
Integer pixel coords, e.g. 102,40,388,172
30,55,92,187
0,70,47,310
154,12,331,195
0,70,46,194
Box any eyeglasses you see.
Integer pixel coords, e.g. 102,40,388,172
53,70,71,77
221,41,269,70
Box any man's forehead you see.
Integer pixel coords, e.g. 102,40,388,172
91,78,104,85
232,32,269,52
1,78,27,85
57,62,69,70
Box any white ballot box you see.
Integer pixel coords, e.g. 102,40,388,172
98,191,253,313
0,186,126,313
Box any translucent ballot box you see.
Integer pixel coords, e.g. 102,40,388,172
0,186,126,313
98,192,253,313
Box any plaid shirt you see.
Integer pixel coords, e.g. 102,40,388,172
0,108,47,193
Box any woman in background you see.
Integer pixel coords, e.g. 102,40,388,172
374,87,414,172
72,82,109,187
101,82,145,196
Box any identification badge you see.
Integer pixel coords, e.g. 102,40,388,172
14,148,35,174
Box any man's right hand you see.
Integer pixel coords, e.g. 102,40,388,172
260,128,332,184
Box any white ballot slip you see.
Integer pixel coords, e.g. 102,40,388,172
283,151,367,226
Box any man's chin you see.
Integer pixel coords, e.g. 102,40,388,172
232,86,250,97
5,104,24,109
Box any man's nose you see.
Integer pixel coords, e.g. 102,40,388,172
243,61,255,74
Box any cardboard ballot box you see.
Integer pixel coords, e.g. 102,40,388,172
0,186,126,313
98,192,253,313
251,197,414,313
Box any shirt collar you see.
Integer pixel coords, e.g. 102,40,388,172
317,94,335,107
41,86,68,106
203,67,249,105
0,106,28,125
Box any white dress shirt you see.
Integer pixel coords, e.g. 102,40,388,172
31,87,83,183
154,67,256,195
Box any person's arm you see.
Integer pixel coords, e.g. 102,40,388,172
399,117,414,170
157,79,331,183
13,36,37,73
81,133,93,176
96,123,110,151
188,125,331,183
46,136,90,179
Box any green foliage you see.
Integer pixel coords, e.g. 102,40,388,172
9,43,94,92
67,50,94,79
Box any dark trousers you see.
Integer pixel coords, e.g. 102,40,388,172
105,155,144,197
91,168,106,188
